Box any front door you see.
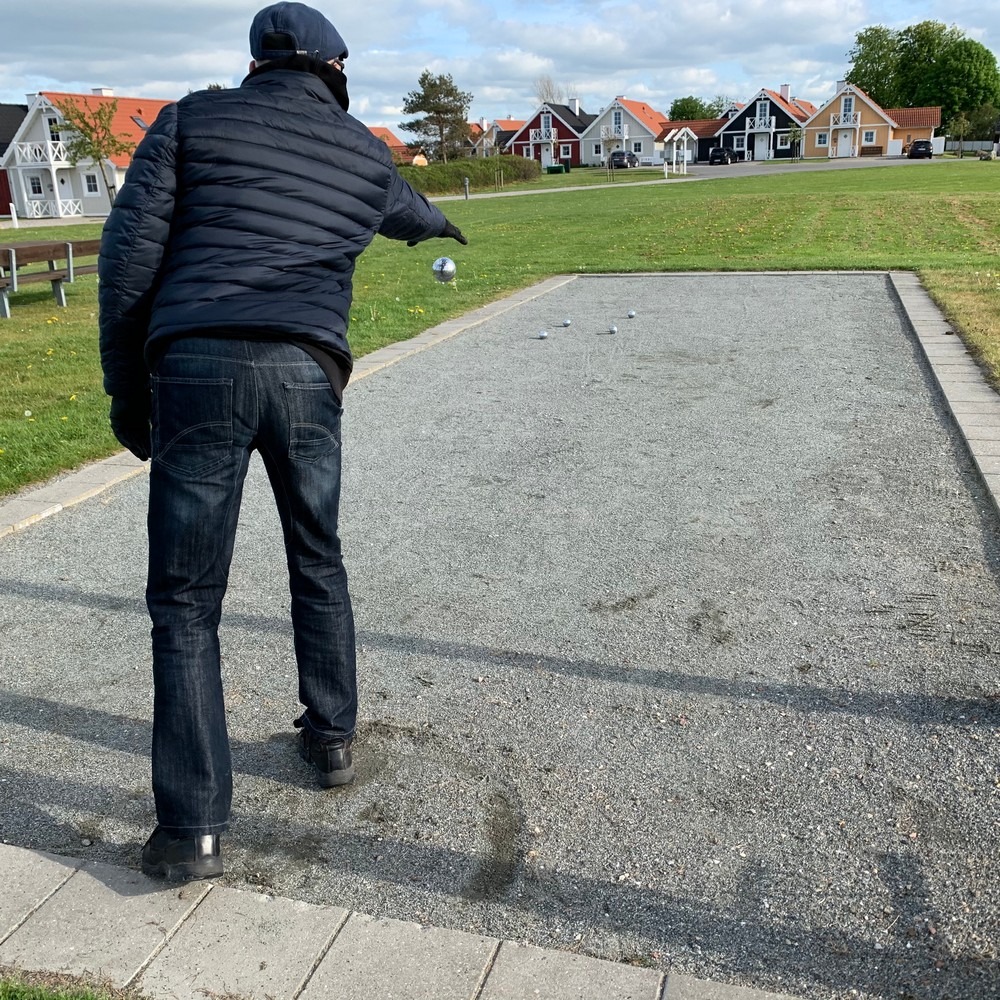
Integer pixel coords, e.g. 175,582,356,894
540,145,553,168
838,130,854,157
754,133,769,161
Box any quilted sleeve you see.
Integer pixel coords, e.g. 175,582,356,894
98,104,178,397
377,165,448,244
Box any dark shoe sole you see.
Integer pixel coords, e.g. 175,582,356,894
299,742,355,788
141,857,223,882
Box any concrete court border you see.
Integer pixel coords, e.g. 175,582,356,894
2,270,998,539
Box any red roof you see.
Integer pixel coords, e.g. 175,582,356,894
368,125,407,154
763,89,811,122
617,97,669,135
883,107,942,129
41,91,174,167
656,117,726,141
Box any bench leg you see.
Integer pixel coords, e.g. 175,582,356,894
0,288,9,319
51,278,67,308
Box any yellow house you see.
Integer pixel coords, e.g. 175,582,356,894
802,82,940,158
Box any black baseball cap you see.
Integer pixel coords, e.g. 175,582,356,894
250,3,348,62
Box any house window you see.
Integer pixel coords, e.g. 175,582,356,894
733,135,745,150
29,176,43,195
863,130,876,145
777,133,790,149
817,132,829,146
593,143,602,156
613,110,622,128
46,116,62,142
632,141,642,154
842,95,854,116
756,100,769,119
85,173,99,194
541,113,552,132
560,144,571,158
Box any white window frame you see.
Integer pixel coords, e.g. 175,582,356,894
593,142,602,156
560,144,571,158
862,130,876,145
46,116,62,142
842,95,854,116
732,135,745,151
632,141,642,154
84,173,99,194
613,109,622,128
817,132,829,147
777,133,790,149
29,175,43,195
756,99,769,119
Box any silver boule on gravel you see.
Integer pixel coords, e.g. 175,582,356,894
627,309,636,318
538,330,549,339
562,318,572,327
609,324,618,334
432,256,457,282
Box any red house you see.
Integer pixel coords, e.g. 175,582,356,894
505,100,596,168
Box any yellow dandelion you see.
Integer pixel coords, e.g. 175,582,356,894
69,394,77,401
60,416,68,421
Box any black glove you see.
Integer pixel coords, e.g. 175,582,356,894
442,220,468,245
407,220,468,248
109,392,152,462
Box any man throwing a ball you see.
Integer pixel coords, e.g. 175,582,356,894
98,1,466,881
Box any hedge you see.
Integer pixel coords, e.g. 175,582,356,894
397,156,541,195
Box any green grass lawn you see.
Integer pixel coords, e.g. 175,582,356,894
2,158,998,497
0,969,140,1000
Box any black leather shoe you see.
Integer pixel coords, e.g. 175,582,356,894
141,826,223,882
294,716,355,788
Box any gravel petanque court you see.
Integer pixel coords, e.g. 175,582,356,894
0,272,997,1000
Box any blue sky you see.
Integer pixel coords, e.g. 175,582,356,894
1,1,997,131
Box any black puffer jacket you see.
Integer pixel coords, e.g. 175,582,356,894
99,59,448,397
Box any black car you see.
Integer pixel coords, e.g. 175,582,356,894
609,150,639,169
907,139,933,159
708,146,737,165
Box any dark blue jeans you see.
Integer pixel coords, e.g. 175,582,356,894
146,337,356,835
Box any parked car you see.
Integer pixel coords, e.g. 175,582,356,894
708,147,737,165
907,140,933,159
609,150,639,169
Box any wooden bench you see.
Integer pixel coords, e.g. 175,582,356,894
0,238,101,318
859,145,883,156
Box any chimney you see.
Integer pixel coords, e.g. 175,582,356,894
570,96,580,115
780,84,790,102
479,116,487,130
836,80,847,92
92,87,114,97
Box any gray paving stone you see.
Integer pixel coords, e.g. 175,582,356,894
139,885,346,1000
0,860,209,985
664,971,802,999
301,912,496,1000
941,384,1000,402
479,941,663,1000
0,845,81,944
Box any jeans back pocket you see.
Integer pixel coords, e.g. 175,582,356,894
152,376,234,478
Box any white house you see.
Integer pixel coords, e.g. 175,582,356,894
0,89,172,220
579,96,669,166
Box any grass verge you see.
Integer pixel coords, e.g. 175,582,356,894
0,967,145,1000
1,158,998,497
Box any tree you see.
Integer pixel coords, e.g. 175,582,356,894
894,21,964,109
968,102,1000,140
52,98,135,207
533,75,564,106
399,70,472,163
786,123,803,161
948,111,971,157
930,38,1000,126
668,95,715,121
845,19,1000,126
845,25,901,108
705,95,733,118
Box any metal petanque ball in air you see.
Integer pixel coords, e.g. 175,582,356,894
432,257,457,282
